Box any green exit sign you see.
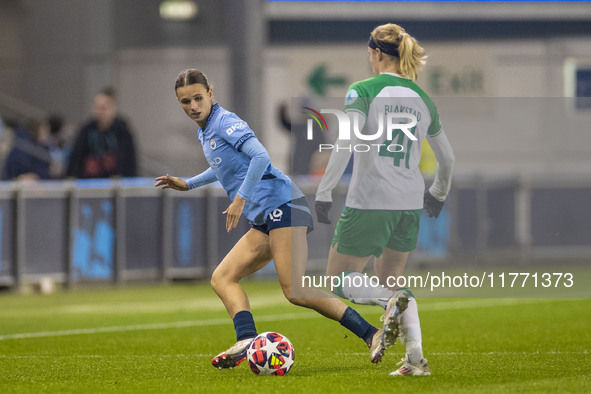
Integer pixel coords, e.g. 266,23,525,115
427,67,485,96
307,64,347,97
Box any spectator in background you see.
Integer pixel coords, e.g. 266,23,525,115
41,114,72,179
2,118,51,181
67,87,138,179
0,114,6,163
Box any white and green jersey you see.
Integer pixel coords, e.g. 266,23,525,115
343,73,442,210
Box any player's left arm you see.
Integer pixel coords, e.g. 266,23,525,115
424,129,455,217
223,136,270,232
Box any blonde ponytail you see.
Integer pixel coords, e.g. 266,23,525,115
371,24,426,81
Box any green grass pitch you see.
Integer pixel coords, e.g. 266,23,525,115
0,281,589,393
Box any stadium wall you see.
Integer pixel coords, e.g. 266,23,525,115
111,38,591,177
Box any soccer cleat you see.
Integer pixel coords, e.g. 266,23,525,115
211,337,255,369
389,357,431,376
380,292,409,349
368,328,385,364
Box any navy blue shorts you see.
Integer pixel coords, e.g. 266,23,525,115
252,197,314,235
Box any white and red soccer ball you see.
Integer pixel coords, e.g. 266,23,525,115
246,331,295,376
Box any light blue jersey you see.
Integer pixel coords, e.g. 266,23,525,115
197,104,303,225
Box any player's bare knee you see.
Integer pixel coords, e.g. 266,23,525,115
210,268,228,291
285,295,308,307
279,285,306,307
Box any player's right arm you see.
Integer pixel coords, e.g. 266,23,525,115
154,168,217,191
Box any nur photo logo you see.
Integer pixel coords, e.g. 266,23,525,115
302,107,418,153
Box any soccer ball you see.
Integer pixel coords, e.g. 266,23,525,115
247,331,295,376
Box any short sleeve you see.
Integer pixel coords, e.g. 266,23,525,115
219,113,255,150
344,82,370,117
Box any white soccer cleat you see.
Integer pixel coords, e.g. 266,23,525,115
389,357,431,376
380,292,409,349
211,337,255,369
369,328,385,364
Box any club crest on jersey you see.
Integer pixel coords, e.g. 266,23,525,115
345,89,358,106
210,139,216,150
269,209,283,222
226,122,246,135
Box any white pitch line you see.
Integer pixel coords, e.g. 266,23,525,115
0,295,290,318
0,312,317,341
2,350,588,359
0,297,583,342
0,295,582,319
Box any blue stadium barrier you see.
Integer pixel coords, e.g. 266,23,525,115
0,175,589,289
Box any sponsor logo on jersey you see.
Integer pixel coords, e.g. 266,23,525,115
210,157,222,166
225,122,246,135
269,209,283,222
210,139,216,150
345,89,359,106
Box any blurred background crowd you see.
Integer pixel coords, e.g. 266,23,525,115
1,0,591,181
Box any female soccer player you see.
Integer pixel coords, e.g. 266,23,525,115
155,69,390,369
315,23,455,376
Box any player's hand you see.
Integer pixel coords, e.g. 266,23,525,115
223,195,246,232
155,174,188,191
424,191,445,218
315,201,332,224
